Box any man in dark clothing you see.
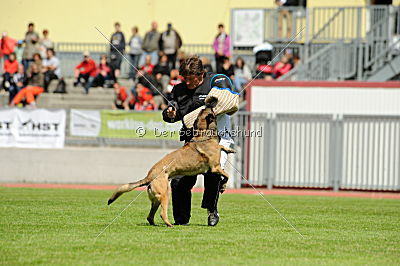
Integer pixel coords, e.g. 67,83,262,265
110,22,126,81
162,56,234,226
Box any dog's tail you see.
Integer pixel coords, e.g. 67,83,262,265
107,178,149,205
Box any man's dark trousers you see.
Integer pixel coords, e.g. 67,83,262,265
171,172,222,224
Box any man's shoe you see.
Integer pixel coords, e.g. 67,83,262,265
173,222,189,226
208,210,219,226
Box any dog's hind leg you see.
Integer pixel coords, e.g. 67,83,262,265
147,187,160,226
160,193,173,227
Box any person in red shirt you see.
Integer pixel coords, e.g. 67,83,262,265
2,53,19,92
129,83,156,110
140,54,154,75
73,51,97,94
0,32,17,60
112,82,129,110
164,69,182,106
91,54,112,88
273,55,292,79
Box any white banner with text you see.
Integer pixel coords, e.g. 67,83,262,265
0,108,66,148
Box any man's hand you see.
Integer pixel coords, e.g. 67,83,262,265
166,107,176,119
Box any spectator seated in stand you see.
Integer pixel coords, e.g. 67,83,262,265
91,54,113,88
165,68,182,102
272,55,292,79
153,54,170,106
293,54,301,67
153,54,170,77
42,48,60,92
220,57,234,80
2,52,19,92
9,64,26,104
10,63,44,108
129,83,156,111
73,51,97,94
112,82,129,110
134,69,164,109
201,56,213,73
177,50,187,66
233,57,252,92
140,54,154,75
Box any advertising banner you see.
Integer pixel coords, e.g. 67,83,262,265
0,108,66,148
70,109,101,137
99,110,181,140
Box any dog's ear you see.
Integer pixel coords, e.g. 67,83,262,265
205,96,218,108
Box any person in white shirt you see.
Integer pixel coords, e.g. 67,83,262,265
42,48,60,92
233,57,252,92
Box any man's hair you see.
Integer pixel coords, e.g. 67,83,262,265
218,23,224,28
179,56,204,77
47,48,55,55
115,22,120,27
28,23,34,27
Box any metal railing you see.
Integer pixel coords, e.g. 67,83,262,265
231,112,400,191
232,6,397,44
280,41,359,81
54,42,307,78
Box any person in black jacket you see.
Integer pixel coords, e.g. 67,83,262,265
162,55,234,226
110,22,126,81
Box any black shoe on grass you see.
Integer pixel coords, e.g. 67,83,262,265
208,209,219,226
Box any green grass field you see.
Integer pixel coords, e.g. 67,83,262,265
0,187,399,265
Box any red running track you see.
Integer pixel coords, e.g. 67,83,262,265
1,183,399,199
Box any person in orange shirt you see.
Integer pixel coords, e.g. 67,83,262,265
112,82,129,110
0,32,17,60
2,52,19,92
129,83,156,110
10,63,44,108
73,51,97,94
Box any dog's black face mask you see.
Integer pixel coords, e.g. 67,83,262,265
205,113,216,129
194,108,216,130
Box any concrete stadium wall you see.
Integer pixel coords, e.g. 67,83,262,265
0,0,377,45
0,146,237,188
0,146,173,185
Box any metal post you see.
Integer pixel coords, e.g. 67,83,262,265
267,113,277,189
334,114,344,191
357,7,364,80
304,7,311,64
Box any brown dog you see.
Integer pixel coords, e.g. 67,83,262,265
107,97,235,227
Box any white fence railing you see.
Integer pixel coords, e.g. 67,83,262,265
232,112,400,191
